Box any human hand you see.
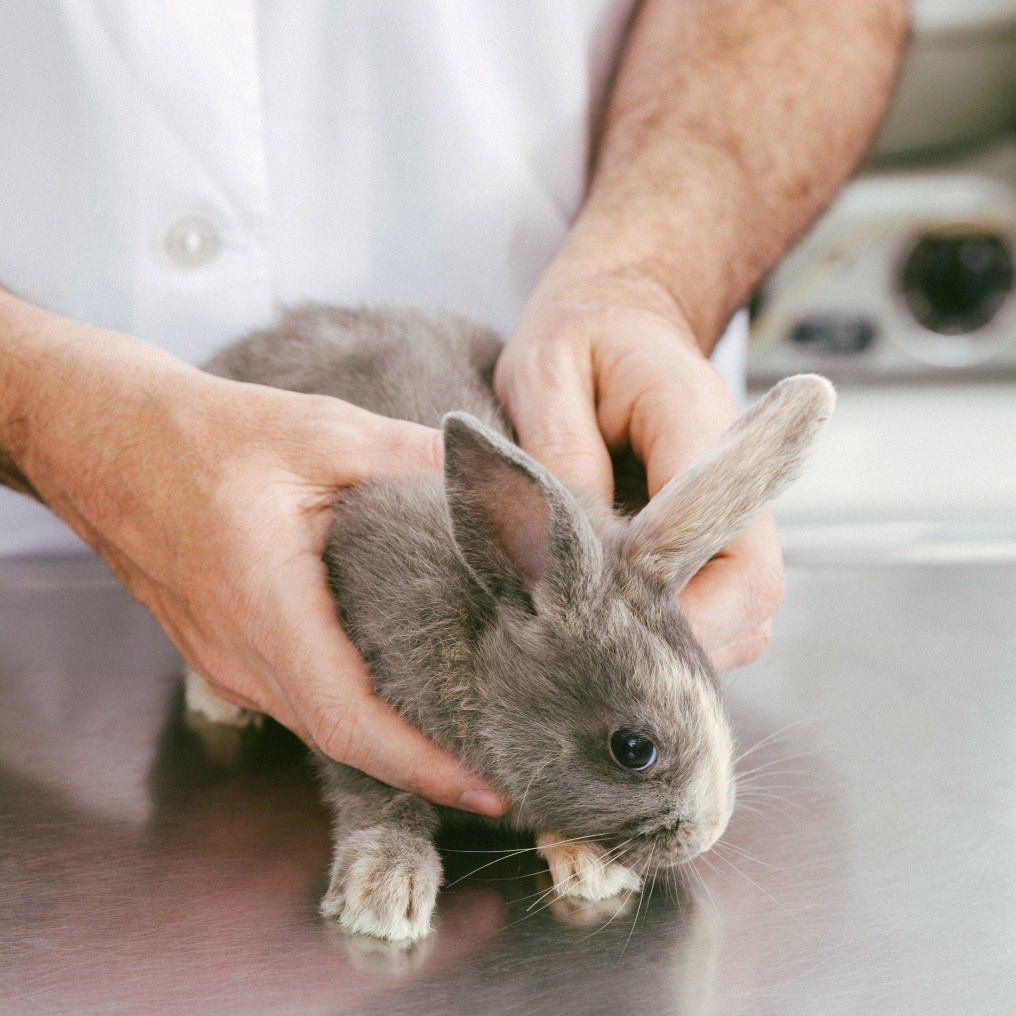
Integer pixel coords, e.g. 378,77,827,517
494,268,785,671
2,298,507,815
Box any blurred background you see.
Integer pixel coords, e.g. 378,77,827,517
750,0,1016,547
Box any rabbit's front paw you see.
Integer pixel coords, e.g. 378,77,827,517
537,832,642,901
321,828,443,943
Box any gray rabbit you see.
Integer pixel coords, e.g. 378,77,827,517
184,304,834,942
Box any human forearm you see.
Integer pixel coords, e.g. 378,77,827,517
495,1,906,669
0,288,207,546
559,0,909,350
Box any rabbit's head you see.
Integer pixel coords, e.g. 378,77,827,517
443,375,834,870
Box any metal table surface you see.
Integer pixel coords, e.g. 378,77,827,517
1,545,1014,1016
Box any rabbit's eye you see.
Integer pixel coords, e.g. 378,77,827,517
609,729,658,772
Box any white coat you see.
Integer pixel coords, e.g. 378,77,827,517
0,1,744,555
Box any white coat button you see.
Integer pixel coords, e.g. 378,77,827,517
161,216,222,269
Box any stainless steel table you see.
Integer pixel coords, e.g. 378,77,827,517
2,545,1014,1015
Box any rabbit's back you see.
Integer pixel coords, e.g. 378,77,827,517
205,304,508,433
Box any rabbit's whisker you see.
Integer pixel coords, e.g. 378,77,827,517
732,718,817,765
733,787,808,814
443,833,602,888
706,848,795,918
735,749,821,782
711,839,783,872
620,841,656,951
442,831,601,855
686,856,720,919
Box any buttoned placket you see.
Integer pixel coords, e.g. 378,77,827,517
74,0,278,359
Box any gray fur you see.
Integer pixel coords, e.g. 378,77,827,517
200,304,835,942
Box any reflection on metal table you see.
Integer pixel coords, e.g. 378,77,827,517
1,544,1014,1015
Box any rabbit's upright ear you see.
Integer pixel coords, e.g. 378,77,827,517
442,413,602,612
627,375,835,590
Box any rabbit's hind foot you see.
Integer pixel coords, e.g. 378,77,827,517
183,667,264,730
182,667,264,770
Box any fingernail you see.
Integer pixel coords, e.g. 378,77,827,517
458,789,510,817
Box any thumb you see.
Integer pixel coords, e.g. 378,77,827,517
493,347,614,502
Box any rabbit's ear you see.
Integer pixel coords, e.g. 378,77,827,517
442,413,602,612
627,374,835,590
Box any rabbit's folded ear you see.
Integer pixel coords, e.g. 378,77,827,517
627,374,835,590
442,413,602,612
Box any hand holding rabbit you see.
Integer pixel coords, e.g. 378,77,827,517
496,269,785,672
0,290,506,816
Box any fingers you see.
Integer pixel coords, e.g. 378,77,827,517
186,595,511,816
498,298,787,675
588,326,785,671
597,324,741,497
264,404,505,810
493,331,615,502
119,378,502,815
246,562,510,817
310,684,510,816
677,511,786,671
634,381,740,498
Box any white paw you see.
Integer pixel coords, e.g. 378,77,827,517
321,835,442,943
183,667,265,769
537,832,643,901
183,667,263,730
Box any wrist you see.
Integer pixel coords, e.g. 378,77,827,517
518,242,712,361
0,290,204,531
0,290,57,499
